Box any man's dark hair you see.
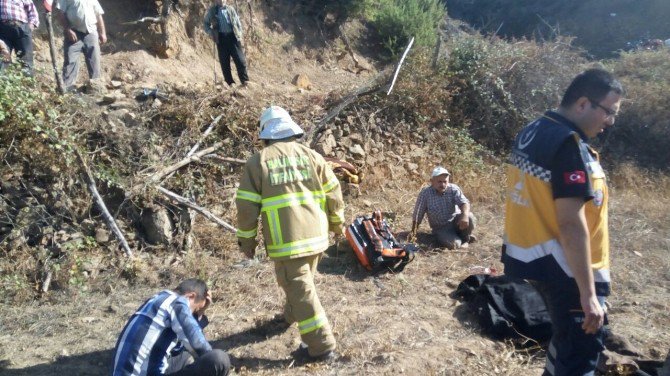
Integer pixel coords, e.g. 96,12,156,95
560,69,624,108
175,278,208,300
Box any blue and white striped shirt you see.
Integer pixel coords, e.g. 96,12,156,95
112,290,212,376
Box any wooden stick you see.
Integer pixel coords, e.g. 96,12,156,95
202,154,246,165
156,186,237,233
163,115,224,183
387,37,414,95
187,115,222,157
44,12,64,94
305,73,389,148
121,16,164,25
129,142,223,195
75,150,133,258
431,35,442,70
339,25,364,70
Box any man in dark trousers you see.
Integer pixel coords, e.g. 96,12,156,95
0,0,39,75
503,69,623,376
203,0,249,87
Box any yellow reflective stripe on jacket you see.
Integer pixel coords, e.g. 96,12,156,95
322,176,339,193
266,209,283,246
236,227,257,238
266,235,329,258
329,214,342,223
236,189,262,203
298,313,328,335
260,191,326,211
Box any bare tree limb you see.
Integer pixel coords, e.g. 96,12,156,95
163,114,224,183
75,150,133,258
129,142,223,196
186,115,223,157
156,186,237,233
202,154,246,165
122,16,164,25
304,70,391,148
339,25,366,71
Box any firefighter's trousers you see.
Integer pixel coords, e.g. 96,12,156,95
273,253,336,356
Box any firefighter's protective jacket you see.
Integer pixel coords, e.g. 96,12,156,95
236,140,345,260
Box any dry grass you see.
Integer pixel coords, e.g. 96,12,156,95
1,163,668,375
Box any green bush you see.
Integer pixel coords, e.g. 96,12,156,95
603,50,670,170
355,0,446,55
444,34,585,152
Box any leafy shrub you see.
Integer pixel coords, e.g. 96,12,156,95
603,49,670,170
444,34,585,152
352,0,446,55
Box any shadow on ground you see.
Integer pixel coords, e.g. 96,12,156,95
0,318,298,375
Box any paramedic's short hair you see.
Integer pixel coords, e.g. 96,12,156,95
560,69,624,108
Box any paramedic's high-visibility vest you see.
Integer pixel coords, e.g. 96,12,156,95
502,112,611,296
236,140,345,260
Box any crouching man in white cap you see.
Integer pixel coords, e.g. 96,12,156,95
410,166,477,249
235,106,345,362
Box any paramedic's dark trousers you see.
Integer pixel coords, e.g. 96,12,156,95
167,348,230,376
532,281,606,376
216,32,248,86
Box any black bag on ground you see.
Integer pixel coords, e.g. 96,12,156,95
453,274,552,342
345,210,417,273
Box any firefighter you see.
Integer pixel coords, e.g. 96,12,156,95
235,106,345,362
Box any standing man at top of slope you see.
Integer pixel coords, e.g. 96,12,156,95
55,0,107,91
235,106,344,362
502,68,623,376
203,0,249,87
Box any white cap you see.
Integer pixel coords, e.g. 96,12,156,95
431,166,450,177
258,106,304,140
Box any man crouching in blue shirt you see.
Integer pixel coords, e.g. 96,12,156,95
112,278,230,376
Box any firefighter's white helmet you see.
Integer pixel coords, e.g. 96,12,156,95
258,106,304,140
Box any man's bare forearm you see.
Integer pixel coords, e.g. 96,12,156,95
556,198,595,298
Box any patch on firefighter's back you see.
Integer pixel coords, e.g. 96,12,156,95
269,167,312,186
266,155,313,186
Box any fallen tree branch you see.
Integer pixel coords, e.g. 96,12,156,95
163,114,224,183
186,115,223,157
156,186,237,233
75,150,133,258
305,38,415,147
339,25,368,72
305,72,390,148
129,142,223,196
202,154,246,165
122,16,164,25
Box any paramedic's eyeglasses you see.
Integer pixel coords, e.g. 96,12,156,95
589,99,618,119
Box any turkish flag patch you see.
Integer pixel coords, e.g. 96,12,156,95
564,171,586,184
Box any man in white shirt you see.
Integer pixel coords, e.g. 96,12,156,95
55,0,106,90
